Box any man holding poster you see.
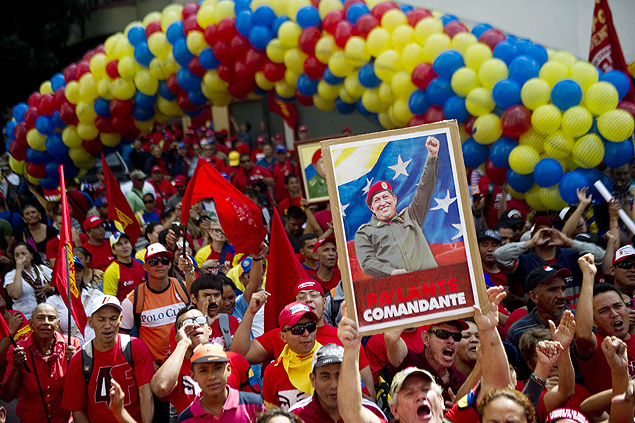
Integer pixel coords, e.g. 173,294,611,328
355,136,440,278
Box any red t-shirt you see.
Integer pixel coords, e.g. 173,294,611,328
290,394,387,423
272,161,294,202
478,175,529,229
62,336,155,423
485,270,509,290
81,240,115,271
577,332,635,394
203,156,227,174
46,233,89,262
262,357,312,410
312,267,341,292
365,327,425,384
150,179,177,210
279,195,302,217
314,209,332,232
535,384,590,423
232,166,272,192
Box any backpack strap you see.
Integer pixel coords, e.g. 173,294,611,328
81,340,94,387
170,277,190,306
133,284,145,329
119,333,134,370
219,313,232,349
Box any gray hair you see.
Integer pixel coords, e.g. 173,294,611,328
390,380,443,407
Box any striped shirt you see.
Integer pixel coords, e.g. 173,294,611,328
177,386,263,423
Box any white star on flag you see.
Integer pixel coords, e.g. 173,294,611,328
362,177,374,194
430,190,457,213
341,203,349,217
388,155,411,180
451,223,463,240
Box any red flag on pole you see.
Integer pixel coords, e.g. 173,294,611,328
263,208,308,332
589,0,634,100
101,155,141,244
267,92,299,129
52,165,87,336
0,315,11,340
180,159,267,254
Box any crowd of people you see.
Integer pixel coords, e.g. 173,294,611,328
0,119,635,423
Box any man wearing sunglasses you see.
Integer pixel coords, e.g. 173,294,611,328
384,319,469,405
262,302,320,410
610,245,635,297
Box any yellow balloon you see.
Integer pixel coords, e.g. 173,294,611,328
135,69,159,96
451,67,479,97
378,82,394,104
508,185,525,200
26,175,40,186
213,1,235,23
544,131,574,161
551,51,577,68
598,109,635,142
539,185,567,211
313,94,335,111
465,88,495,117
362,88,386,113
75,154,96,171
414,17,443,46
451,32,478,54
478,58,508,89
284,48,308,75
472,114,502,144
161,10,181,32
101,132,122,147
148,32,171,60
328,51,355,78
97,79,113,100
583,82,619,115
391,71,416,99
464,43,492,71
520,78,551,110
400,43,425,73
9,157,26,175
142,12,162,26
39,81,53,95
118,56,136,80
422,33,451,63
344,36,370,68
392,98,413,125
339,86,357,103
62,126,84,148
318,0,343,19
79,74,97,102
149,58,171,80
105,32,123,59
508,145,540,174
561,106,593,138
378,111,396,129
366,28,391,57
135,119,155,133
157,97,183,116
317,80,340,101
76,101,97,124
210,93,233,107
114,42,134,61
164,53,179,74
374,49,401,82
26,129,47,151
519,128,546,153
539,60,569,88
381,10,407,32
266,39,287,64
110,78,136,100
531,104,562,135
203,70,229,94
89,53,109,80
254,71,275,91
278,21,302,49
65,81,80,105
197,4,216,28
286,0,311,19
344,74,364,98
316,36,338,65
391,25,414,52
186,31,208,56
568,61,598,93
77,123,99,140
573,134,604,168
284,70,299,87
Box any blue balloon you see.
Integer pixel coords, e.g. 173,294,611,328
297,74,319,96
272,16,290,37
127,26,146,46
559,171,590,204
426,78,453,105
358,63,381,88
357,100,374,116
50,73,66,91
133,43,155,67
45,133,67,162
64,164,80,179
52,111,66,130
441,14,459,26
604,139,634,168
6,121,16,140
249,26,273,50
324,68,345,85
176,69,201,92
166,21,185,44
134,91,157,109
45,161,60,180
234,0,251,13
533,158,563,187
236,10,254,36
297,6,321,28
509,55,539,85
514,39,532,55
506,34,518,43
471,23,492,39
526,44,548,66
577,168,612,204
133,106,155,121
408,90,430,115
173,39,194,68
443,96,468,122
12,103,28,122
253,6,276,27
27,148,52,165
507,168,534,193
346,3,370,24
5,140,11,152
432,50,464,80
183,108,203,117
400,4,413,13
600,70,631,101
198,49,219,70
551,79,582,111
35,116,54,135
462,138,490,168
40,178,60,190
158,80,177,101
189,90,208,106
489,137,517,168
493,41,517,65
492,79,521,109
335,98,356,114
94,97,111,117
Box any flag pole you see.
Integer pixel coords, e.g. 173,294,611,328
59,165,72,347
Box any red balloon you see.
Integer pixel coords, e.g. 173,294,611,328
182,2,200,20
230,35,250,59
9,140,28,161
24,107,39,128
323,10,345,35
106,60,120,79
54,87,67,107
296,93,314,106
123,127,141,140
464,115,477,135
76,61,91,79
95,116,114,133
407,115,427,127
423,105,444,123
59,103,78,125
263,61,286,82
234,61,254,81
479,29,506,50
245,48,266,72
411,63,438,89
188,57,206,77
14,122,28,143
303,56,327,80
501,105,532,138
203,24,218,45
110,99,134,117
406,9,432,26
177,95,199,112
183,16,202,34
444,21,469,38
371,2,399,20
26,163,48,179
299,27,322,54
64,64,77,82
618,101,635,119
216,18,237,43
353,14,379,38
82,138,104,155
83,49,96,62
217,63,234,83
334,20,353,49
485,159,507,185
228,80,255,99
38,94,56,116
95,44,106,54
212,41,233,64
145,21,162,38
112,115,135,133
28,92,42,108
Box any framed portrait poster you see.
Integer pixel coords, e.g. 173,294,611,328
321,121,488,335
295,136,344,204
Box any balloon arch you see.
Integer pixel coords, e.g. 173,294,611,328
5,0,635,210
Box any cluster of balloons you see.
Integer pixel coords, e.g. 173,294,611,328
5,0,635,208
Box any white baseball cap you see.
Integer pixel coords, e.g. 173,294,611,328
87,295,122,317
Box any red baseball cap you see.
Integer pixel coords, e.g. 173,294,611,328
422,319,470,332
83,216,104,232
313,236,336,253
279,302,318,327
367,181,393,206
293,278,325,298
531,216,553,236
174,175,186,187
151,165,162,173
311,149,322,165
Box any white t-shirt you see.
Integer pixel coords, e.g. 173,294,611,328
4,265,53,320
46,286,101,346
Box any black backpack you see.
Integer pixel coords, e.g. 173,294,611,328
82,334,134,389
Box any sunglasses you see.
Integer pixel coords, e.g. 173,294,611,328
282,321,317,336
240,159,251,164
147,256,171,267
428,329,462,342
179,315,207,329
616,261,635,270
143,200,155,204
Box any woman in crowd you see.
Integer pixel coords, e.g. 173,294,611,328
135,221,165,262
479,388,536,423
74,246,104,291
14,203,58,263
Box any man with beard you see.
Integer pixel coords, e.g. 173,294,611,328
313,236,341,292
610,245,635,296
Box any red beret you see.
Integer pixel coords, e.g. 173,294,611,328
312,149,322,165
367,181,393,206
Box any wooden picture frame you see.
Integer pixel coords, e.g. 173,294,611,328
320,121,488,335
295,136,344,204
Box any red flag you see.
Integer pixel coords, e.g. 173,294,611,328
101,155,141,244
589,0,634,100
52,165,87,336
180,159,267,254
267,92,299,129
0,315,11,340
263,208,308,332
